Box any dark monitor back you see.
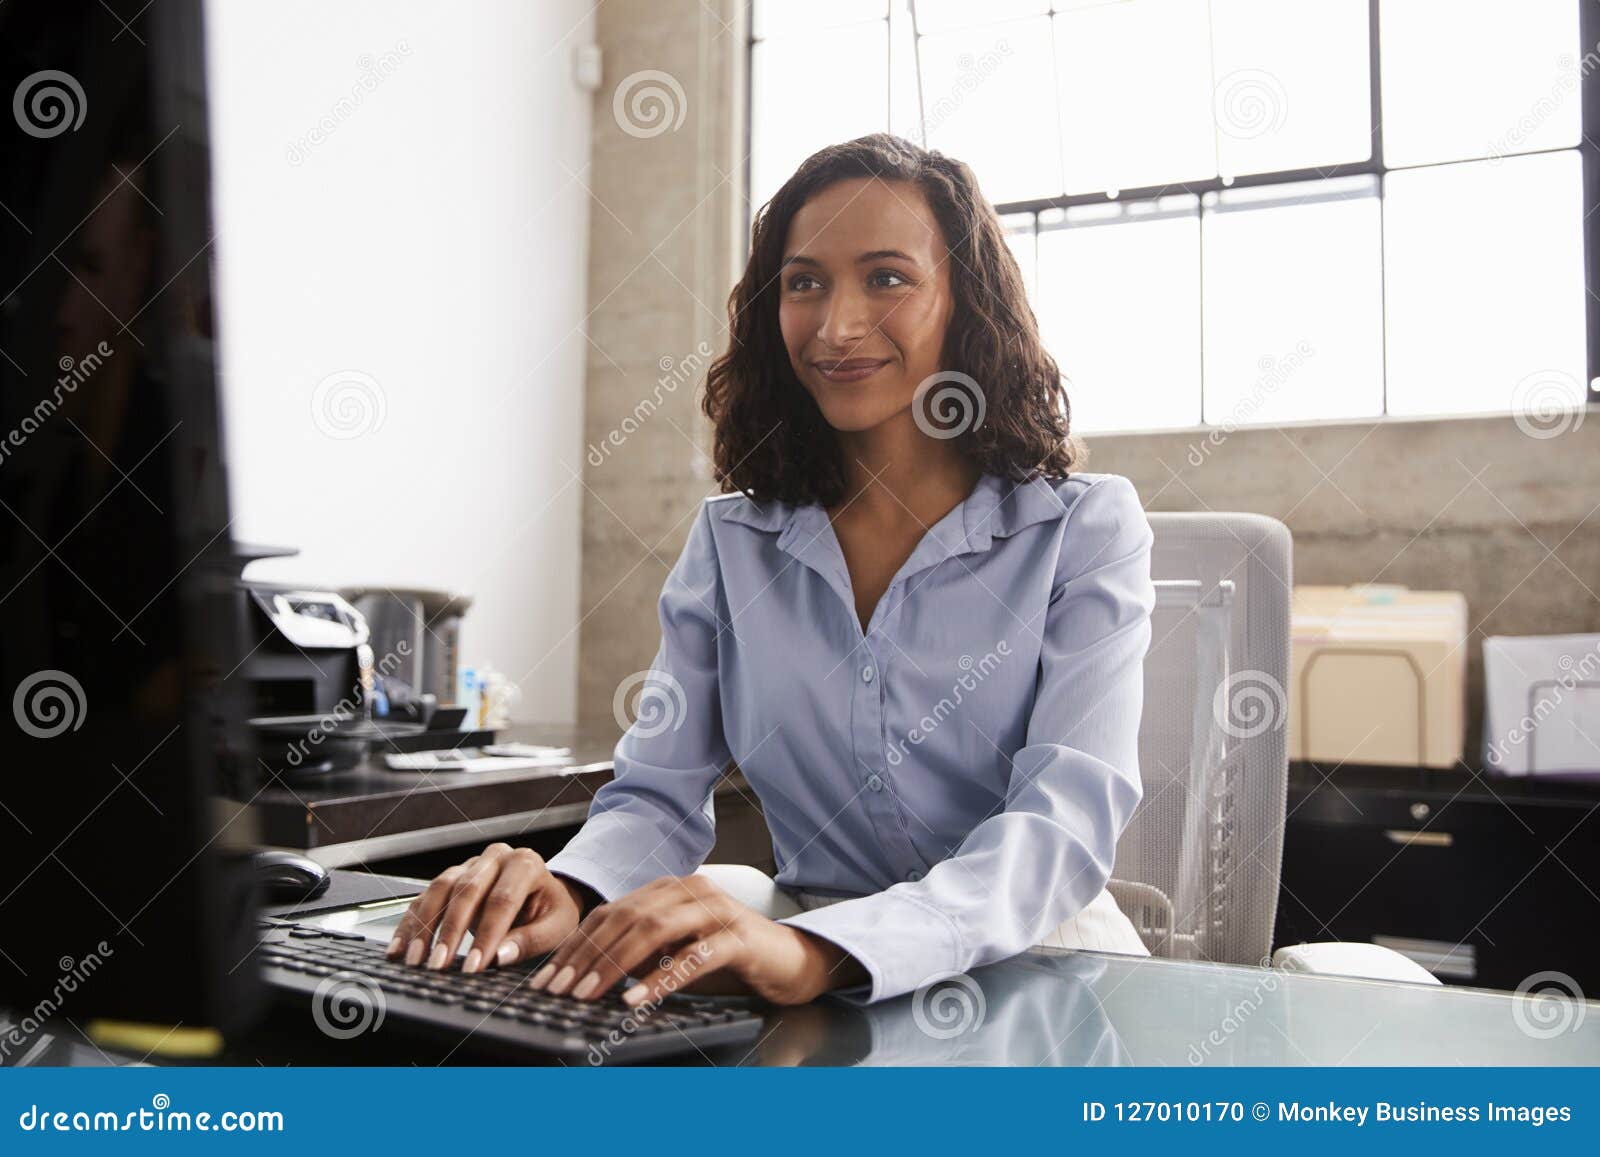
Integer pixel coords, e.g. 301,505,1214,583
0,0,261,1030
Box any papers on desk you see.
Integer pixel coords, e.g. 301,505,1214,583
384,744,574,773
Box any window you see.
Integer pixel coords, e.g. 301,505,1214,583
747,0,1594,433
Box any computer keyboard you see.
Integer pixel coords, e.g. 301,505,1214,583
257,922,764,1064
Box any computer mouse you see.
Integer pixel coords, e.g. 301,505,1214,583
251,849,331,903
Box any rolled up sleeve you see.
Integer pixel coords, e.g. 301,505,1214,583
545,503,732,902
780,476,1155,1001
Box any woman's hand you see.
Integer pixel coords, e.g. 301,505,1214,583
528,873,868,1007
386,842,587,974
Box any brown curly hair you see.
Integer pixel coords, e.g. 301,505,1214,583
703,133,1077,507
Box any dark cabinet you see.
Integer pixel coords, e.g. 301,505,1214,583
1277,762,1600,994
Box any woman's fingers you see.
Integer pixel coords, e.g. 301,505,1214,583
494,906,580,969
529,900,627,994
387,859,472,962
622,930,739,1009
531,877,694,994
459,850,544,972
528,879,653,990
533,876,743,1000
427,846,516,967
566,901,710,1000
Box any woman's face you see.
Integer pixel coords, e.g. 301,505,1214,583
777,177,953,434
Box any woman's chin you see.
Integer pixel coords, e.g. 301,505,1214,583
816,411,881,433
808,393,906,434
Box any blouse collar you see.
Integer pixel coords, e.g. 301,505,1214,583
715,472,1070,590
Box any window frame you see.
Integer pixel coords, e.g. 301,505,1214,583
744,0,1600,429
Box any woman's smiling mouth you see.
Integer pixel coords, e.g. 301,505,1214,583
812,357,890,383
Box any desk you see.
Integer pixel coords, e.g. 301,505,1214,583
24,874,1600,1066
274,875,1600,1065
253,724,762,870
745,950,1600,1067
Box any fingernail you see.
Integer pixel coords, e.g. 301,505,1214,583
385,936,402,958
547,964,577,995
572,971,600,1000
427,942,448,970
404,939,425,967
528,962,555,989
463,948,482,974
497,941,520,967
622,984,650,1007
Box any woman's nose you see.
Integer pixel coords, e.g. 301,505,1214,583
817,287,874,350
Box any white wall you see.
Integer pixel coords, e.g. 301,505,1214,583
205,0,592,722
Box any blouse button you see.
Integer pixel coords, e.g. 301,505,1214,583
906,870,923,882
861,664,875,683
866,774,884,792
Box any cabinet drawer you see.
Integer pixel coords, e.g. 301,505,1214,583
1278,791,1599,992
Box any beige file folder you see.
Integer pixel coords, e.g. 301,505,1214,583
1289,584,1468,769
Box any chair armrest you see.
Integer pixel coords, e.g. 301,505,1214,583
1271,942,1441,985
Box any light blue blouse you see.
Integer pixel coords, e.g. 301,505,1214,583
546,470,1156,1002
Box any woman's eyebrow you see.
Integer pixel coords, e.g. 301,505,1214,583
780,248,919,268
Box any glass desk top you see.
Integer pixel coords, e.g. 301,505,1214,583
299,899,1600,1067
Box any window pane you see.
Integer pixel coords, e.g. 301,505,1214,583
1210,0,1372,177
913,0,1049,34
753,0,886,39
1037,198,1202,433
1001,212,1036,302
1055,0,1216,195
750,22,888,210
888,1,922,143
1384,151,1586,417
918,18,1061,205
1201,177,1384,425
1381,0,1581,167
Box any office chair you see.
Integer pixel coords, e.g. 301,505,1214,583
1108,511,1437,985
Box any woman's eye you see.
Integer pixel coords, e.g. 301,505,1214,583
788,273,820,292
869,269,910,289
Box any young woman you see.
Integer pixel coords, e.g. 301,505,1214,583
388,133,1155,1007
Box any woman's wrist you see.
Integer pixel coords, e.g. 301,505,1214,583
791,927,870,1000
553,873,598,917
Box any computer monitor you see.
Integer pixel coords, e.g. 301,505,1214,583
0,0,262,1031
